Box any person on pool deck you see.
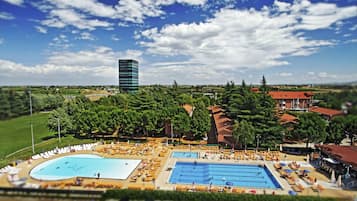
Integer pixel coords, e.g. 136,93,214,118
97,172,100,179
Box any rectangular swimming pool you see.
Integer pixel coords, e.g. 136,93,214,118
169,162,281,189
171,152,198,159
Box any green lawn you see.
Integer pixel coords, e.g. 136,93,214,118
0,113,53,159
0,113,96,167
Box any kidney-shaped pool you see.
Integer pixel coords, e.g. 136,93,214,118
30,154,141,180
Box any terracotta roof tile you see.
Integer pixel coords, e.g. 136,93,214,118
182,104,194,115
279,113,297,124
318,145,357,168
268,91,313,99
309,106,344,117
210,106,233,144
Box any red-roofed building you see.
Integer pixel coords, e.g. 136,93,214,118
309,106,345,120
268,91,313,111
317,145,357,177
251,87,259,93
279,113,298,125
208,106,234,147
182,104,194,117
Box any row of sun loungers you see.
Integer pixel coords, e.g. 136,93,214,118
0,165,13,173
292,183,305,192
31,143,97,160
275,164,325,194
7,174,27,187
289,162,301,170
130,157,164,183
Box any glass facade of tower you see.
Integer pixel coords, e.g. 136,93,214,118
118,59,138,93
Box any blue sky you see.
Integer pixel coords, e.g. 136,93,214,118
0,0,356,85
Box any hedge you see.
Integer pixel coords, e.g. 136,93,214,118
103,189,338,201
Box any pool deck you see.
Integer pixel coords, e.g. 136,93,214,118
0,141,356,200
155,152,288,194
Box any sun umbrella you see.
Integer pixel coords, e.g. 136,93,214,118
289,190,297,196
337,175,342,187
284,169,293,174
226,181,233,186
303,169,311,173
249,189,256,194
330,170,336,183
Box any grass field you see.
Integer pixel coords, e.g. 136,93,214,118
0,113,54,159
0,113,95,167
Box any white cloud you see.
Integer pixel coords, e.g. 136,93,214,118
350,24,357,31
49,34,71,49
41,9,112,30
47,46,143,67
2,0,23,6
307,72,315,76
35,26,47,34
76,32,95,40
344,38,357,44
140,63,233,85
113,0,206,23
111,35,120,41
117,22,129,27
33,0,207,30
265,71,357,85
318,72,337,78
0,11,15,20
140,0,356,74
0,47,144,85
279,72,293,77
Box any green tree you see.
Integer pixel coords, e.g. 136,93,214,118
326,116,346,144
260,75,268,94
122,110,141,137
177,94,193,105
142,110,159,137
173,110,191,140
345,115,357,145
0,89,11,119
48,108,73,135
232,120,255,150
78,110,99,136
191,101,210,140
97,111,111,135
295,113,327,148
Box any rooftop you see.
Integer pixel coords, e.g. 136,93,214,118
317,144,357,169
309,106,344,118
268,91,313,99
279,113,298,124
182,104,194,116
210,106,233,145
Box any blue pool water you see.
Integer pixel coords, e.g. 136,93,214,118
30,154,141,180
171,152,198,159
169,162,281,189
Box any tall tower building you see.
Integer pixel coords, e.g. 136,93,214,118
118,59,138,93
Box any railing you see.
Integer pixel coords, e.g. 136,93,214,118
0,187,103,200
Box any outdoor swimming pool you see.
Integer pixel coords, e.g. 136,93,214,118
171,152,199,159
30,154,141,180
169,162,281,189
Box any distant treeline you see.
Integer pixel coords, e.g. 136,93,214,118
0,88,65,120
315,90,357,114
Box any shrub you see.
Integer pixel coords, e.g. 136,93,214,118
103,189,338,201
